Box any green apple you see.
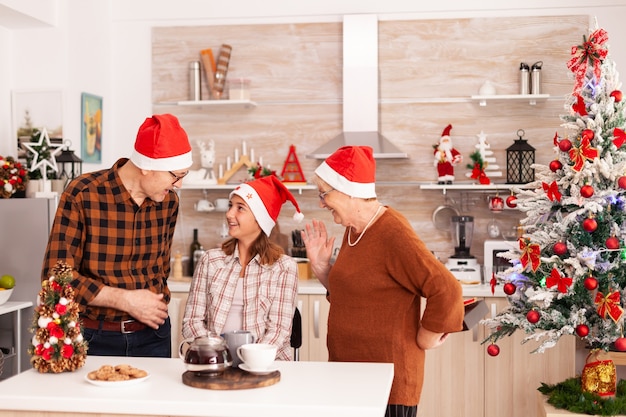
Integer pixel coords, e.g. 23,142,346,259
0,274,15,289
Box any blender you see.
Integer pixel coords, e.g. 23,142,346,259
445,216,482,283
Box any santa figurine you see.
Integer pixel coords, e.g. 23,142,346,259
433,124,462,184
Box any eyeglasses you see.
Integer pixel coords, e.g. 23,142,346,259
318,188,335,203
169,170,189,185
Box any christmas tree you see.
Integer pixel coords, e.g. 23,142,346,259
29,260,88,373
482,26,626,354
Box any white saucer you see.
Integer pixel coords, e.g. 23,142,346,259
239,363,279,375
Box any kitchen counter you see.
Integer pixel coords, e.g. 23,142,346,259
0,356,393,417
169,277,505,297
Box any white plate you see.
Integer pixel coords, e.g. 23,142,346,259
239,363,279,375
84,373,150,387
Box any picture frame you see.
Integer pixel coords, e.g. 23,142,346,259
12,90,64,160
80,92,103,163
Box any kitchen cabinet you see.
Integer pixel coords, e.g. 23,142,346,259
296,294,329,362
418,297,575,417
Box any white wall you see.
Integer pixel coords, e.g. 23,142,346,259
2,0,626,171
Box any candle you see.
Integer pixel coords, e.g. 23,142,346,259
235,148,239,161
226,157,231,170
242,141,247,156
250,148,255,163
259,156,263,166
218,164,224,178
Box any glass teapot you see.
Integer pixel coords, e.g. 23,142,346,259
179,332,233,376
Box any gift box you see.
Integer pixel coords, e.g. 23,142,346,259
462,298,489,331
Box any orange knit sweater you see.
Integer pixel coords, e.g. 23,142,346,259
326,207,464,406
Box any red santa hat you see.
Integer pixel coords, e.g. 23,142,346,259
230,176,304,237
314,146,376,198
131,114,193,171
440,124,453,142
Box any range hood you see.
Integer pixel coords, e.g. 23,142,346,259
307,14,408,159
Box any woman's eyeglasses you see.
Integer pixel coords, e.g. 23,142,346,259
318,188,335,203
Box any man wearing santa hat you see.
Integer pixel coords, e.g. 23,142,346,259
42,113,193,357
434,124,463,184
182,175,303,360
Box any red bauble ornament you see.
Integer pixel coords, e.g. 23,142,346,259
580,185,594,198
559,139,572,152
549,160,563,172
576,324,590,337
506,195,517,208
615,337,626,352
503,282,516,295
618,176,626,190
584,276,598,291
489,195,504,212
606,236,620,249
487,344,500,357
611,90,623,103
526,310,540,324
553,241,567,256
583,218,597,233
581,129,595,141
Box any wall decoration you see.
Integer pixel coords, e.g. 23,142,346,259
11,90,63,160
80,92,103,163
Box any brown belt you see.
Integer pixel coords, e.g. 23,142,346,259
81,317,147,334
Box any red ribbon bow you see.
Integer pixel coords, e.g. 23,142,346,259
613,128,626,149
567,28,609,94
569,137,598,171
553,132,560,147
470,163,491,185
519,238,541,272
545,268,572,294
572,94,588,116
595,290,624,323
542,181,562,202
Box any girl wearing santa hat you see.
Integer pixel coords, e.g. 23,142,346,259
182,175,303,360
302,146,464,417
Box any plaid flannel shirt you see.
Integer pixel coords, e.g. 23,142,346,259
42,158,178,322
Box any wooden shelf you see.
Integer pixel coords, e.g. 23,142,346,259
420,182,529,192
155,99,257,109
471,94,550,106
179,183,316,194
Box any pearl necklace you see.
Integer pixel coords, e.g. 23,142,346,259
347,205,383,247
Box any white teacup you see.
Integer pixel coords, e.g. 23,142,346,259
236,343,277,370
214,198,229,212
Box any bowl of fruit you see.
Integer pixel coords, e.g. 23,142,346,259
0,274,15,305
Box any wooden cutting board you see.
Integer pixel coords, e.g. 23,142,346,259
182,367,280,390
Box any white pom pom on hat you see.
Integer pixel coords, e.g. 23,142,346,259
230,175,304,236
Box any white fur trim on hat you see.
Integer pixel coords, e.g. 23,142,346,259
130,150,193,172
315,161,376,199
230,183,275,237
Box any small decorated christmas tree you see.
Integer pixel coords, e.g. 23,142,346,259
29,260,88,373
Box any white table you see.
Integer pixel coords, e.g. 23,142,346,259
0,301,33,376
0,355,394,417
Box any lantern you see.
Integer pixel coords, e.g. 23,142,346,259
506,129,535,184
55,141,83,187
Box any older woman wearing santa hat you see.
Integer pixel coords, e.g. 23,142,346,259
182,175,303,361
302,146,464,417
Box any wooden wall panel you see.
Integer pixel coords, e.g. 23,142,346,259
152,15,588,271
